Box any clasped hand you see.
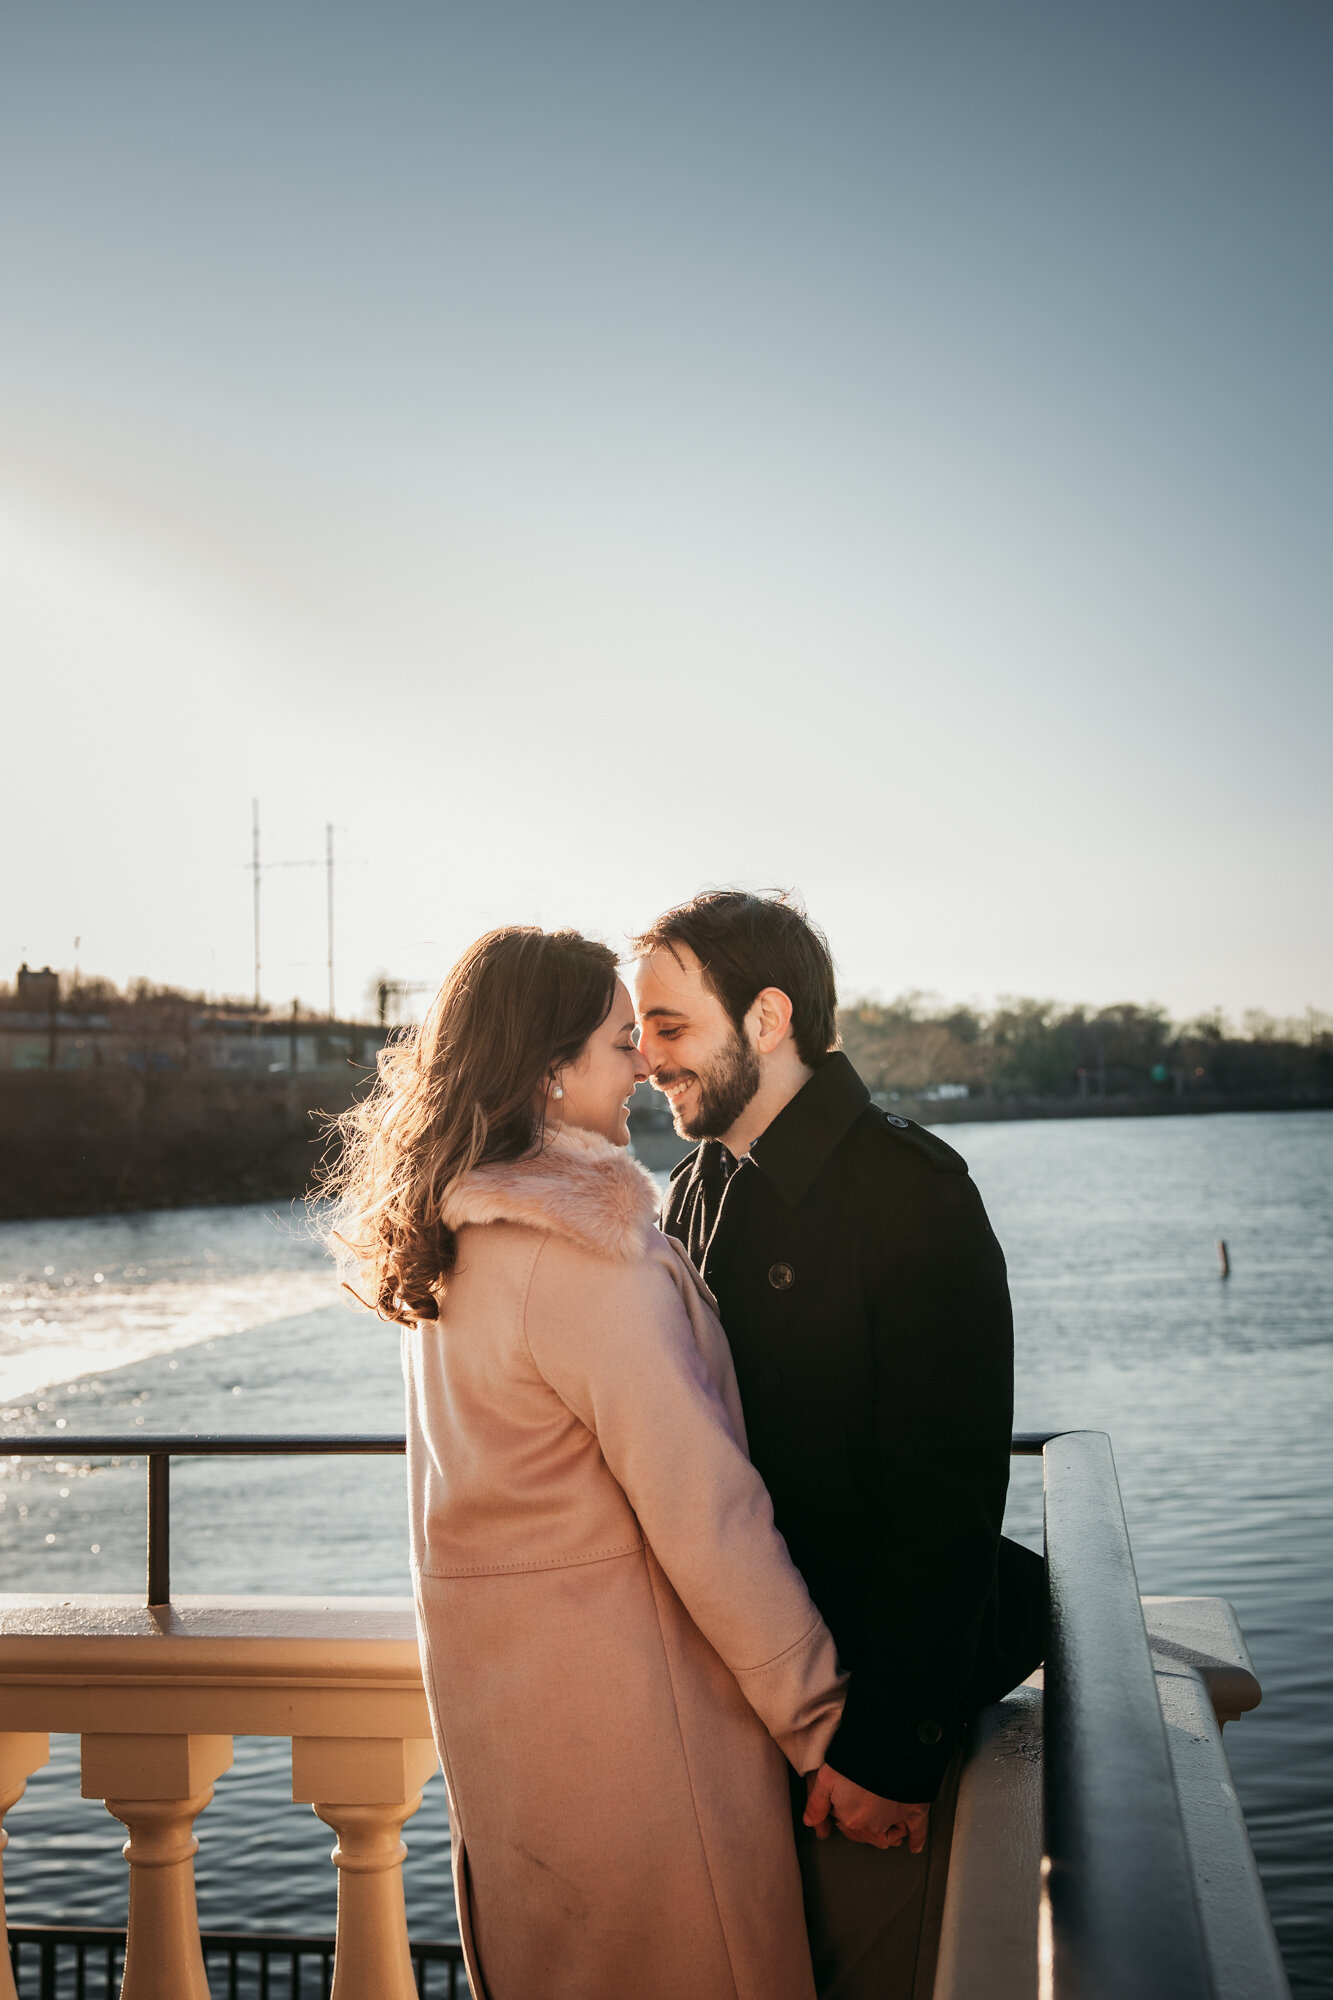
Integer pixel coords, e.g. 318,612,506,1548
803,1764,929,1854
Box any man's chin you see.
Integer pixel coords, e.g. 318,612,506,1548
658,1085,695,1138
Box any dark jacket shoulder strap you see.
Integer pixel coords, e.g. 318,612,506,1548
878,1110,969,1174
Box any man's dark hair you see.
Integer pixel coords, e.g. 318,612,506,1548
631,890,839,1069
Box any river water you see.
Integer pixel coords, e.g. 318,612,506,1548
0,1111,1328,1994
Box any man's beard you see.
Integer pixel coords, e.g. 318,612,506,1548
656,1024,761,1141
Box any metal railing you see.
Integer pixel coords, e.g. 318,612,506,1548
1,1427,1219,1997
7,1925,466,1998
0,1433,405,1604
8,1428,1052,1604
1036,1429,1215,2000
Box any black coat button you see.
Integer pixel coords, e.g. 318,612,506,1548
916,1719,943,1745
768,1262,795,1290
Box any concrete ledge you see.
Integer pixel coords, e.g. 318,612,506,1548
933,1677,1043,2000
0,1593,419,1666
1142,1595,1261,1725
0,1594,431,1739
1155,1661,1288,2000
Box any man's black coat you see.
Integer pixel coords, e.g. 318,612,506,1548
661,1052,1044,1803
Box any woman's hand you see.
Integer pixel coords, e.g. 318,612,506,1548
803,1764,930,1854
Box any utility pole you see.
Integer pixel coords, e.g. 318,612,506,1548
244,810,343,1021
251,799,262,1011
326,822,335,1022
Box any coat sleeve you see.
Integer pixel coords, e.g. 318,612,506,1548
523,1237,846,1773
824,1163,1016,1803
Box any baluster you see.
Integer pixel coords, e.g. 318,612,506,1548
81,1733,233,2000
0,1734,50,2000
292,1736,437,2000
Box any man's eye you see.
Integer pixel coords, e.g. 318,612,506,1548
658,1028,681,1041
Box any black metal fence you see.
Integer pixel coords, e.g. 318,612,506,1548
7,1926,467,1999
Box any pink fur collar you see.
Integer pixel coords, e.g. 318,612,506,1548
441,1127,661,1260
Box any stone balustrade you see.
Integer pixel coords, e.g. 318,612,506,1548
0,1589,1288,2000
0,1595,440,2000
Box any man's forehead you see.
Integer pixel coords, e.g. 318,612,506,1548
633,943,707,1009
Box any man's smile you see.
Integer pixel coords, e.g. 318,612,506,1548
653,1071,696,1101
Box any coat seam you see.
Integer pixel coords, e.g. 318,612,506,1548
516,1230,549,1377
518,1234,601,1427
409,1600,493,2000
730,1611,827,1680
643,1553,743,2000
415,1540,643,1579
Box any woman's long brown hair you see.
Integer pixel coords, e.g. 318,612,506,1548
320,927,618,1325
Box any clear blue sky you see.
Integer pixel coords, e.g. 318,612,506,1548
2,1,1329,1021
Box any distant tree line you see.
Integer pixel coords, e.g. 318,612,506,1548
837,995,1333,1104
5,970,1330,1106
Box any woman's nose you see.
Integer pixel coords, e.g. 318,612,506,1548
633,1046,651,1083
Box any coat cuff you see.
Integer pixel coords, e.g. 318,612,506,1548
732,1618,848,1775
824,1674,958,1803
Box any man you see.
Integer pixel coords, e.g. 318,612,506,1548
633,891,1044,2000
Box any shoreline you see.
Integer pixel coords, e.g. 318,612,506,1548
886,1087,1333,1124
627,1092,1333,1170
4,1075,1329,1220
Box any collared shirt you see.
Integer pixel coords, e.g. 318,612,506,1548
671,1053,874,1282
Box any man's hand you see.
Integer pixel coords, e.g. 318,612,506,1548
803,1764,930,1854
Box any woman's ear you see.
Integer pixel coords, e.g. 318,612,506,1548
751,986,794,1055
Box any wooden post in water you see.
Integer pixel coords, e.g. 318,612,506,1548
1217,1239,1231,1279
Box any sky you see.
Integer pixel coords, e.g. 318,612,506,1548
2,0,1329,1023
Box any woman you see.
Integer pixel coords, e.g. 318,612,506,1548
328,927,846,2000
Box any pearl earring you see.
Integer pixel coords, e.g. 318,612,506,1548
551,1083,563,1099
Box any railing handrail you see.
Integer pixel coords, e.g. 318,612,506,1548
1011,1429,1062,1453
0,1432,407,1455
0,1427,1068,1456
1041,1428,1215,1999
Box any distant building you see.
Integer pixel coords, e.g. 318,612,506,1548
16,964,59,1008
0,971,388,1074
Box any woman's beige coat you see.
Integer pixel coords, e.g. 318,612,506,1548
403,1126,847,2000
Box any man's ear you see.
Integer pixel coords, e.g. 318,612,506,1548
750,986,795,1055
